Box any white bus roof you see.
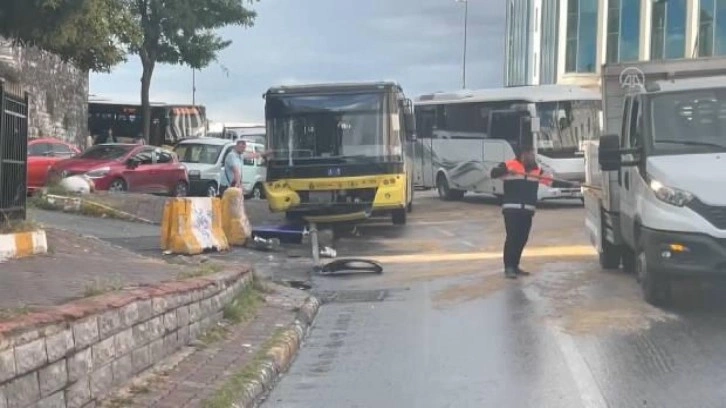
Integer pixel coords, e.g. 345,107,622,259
88,95,203,108
416,85,601,106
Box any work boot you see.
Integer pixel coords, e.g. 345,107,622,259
504,267,518,279
516,268,531,276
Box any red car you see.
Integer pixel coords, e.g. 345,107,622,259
27,138,82,193
49,144,190,196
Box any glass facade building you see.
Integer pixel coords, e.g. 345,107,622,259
504,0,720,88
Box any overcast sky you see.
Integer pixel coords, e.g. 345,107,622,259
90,0,505,123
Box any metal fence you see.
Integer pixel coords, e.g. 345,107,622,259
0,81,28,223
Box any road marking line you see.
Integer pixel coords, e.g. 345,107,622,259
521,286,608,408
370,245,596,264
434,227,456,237
460,240,476,248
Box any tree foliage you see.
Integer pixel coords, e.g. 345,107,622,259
0,0,137,72
124,0,257,144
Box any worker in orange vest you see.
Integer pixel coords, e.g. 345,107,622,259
490,145,553,279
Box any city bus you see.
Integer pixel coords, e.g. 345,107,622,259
413,85,601,202
88,98,207,146
263,81,416,225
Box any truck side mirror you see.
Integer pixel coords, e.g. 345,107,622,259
598,134,622,171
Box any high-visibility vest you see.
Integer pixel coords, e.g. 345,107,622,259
499,159,553,211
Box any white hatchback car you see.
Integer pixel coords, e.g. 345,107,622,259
174,138,267,198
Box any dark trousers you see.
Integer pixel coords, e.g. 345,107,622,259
503,209,534,269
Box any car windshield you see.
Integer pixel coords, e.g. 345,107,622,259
651,88,726,152
266,92,399,164
79,145,135,160
174,143,224,164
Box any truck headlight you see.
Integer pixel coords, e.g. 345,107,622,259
85,167,110,179
649,178,693,207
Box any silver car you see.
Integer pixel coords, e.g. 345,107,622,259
174,137,267,198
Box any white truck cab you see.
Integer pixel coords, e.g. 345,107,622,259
585,58,726,306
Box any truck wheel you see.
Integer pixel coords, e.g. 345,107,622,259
599,231,621,270
392,209,407,225
636,242,672,307
621,246,636,274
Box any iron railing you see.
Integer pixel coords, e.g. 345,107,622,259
0,81,28,222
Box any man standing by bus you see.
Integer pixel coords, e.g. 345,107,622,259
220,139,247,196
490,146,553,279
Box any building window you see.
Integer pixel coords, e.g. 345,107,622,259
607,0,641,63
565,0,598,73
651,0,686,60
699,0,726,56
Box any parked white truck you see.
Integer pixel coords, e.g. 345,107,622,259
584,57,726,306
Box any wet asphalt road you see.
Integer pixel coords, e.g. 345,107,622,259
30,193,726,407
261,191,726,408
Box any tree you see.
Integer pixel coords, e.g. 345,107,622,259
0,0,136,72
124,0,257,145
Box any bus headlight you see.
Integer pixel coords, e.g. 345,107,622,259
649,178,693,207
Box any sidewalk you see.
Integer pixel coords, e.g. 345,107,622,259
99,285,317,408
0,228,195,309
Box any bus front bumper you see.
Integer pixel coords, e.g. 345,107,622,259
538,186,583,201
264,174,407,214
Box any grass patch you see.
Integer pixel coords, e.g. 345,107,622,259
202,328,286,408
83,276,125,298
0,306,32,321
178,263,224,280
105,396,134,408
128,384,151,395
0,219,40,234
223,284,264,324
197,324,230,346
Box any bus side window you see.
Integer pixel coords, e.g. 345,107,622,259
415,107,435,139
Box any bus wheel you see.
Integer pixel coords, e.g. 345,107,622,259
392,209,407,225
437,174,464,201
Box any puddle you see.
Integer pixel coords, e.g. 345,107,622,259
432,273,509,309
559,299,678,336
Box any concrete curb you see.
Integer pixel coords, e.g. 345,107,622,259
0,229,47,262
236,295,321,408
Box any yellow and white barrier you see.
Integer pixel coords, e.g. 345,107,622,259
220,187,252,246
0,230,48,262
161,197,229,255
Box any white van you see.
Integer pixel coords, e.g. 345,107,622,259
174,138,267,198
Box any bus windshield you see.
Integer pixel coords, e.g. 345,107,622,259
167,107,207,142
266,92,399,163
536,100,601,158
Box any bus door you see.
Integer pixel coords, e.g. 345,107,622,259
488,110,535,159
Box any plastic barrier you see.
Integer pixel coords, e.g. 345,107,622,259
220,187,252,246
161,197,229,255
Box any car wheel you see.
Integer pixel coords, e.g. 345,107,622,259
109,178,127,193
206,182,218,197
173,181,189,197
252,183,265,200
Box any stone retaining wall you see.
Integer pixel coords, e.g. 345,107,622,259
0,267,252,408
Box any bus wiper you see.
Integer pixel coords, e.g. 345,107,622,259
657,140,726,149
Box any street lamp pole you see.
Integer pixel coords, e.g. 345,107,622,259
192,69,197,106
457,0,468,89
